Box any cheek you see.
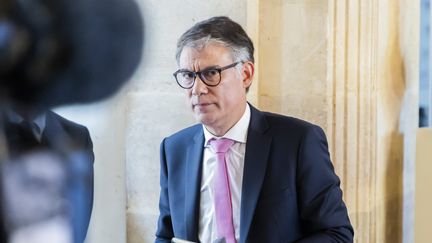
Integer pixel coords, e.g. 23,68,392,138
223,82,243,101
185,90,192,100
184,91,193,107
218,92,235,109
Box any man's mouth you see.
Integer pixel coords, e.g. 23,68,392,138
194,103,211,106
193,102,214,110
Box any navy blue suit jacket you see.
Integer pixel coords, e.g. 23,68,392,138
156,105,353,243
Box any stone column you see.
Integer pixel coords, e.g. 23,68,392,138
248,0,419,242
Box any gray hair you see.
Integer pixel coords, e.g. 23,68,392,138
175,16,254,65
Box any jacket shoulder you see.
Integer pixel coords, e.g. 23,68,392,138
262,111,319,131
48,111,89,132
164,124,202,143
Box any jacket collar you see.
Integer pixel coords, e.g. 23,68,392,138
239,104,271,243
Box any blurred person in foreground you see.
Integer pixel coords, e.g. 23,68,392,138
0,0,143,242
0,103,94,243
156,16,353,243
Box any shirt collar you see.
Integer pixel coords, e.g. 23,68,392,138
203,103,251,146
33,113,46,134
5,109,46,136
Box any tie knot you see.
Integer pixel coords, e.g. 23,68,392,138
209,138,234,154
19,120,40,135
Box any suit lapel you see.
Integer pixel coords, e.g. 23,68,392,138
184,128,204,241
42,111,66,149
240,105,271,243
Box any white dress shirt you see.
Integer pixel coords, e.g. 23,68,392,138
198,104,251,243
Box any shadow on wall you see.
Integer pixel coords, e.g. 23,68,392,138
384,131,403,243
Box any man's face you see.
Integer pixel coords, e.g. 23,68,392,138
178,44,253,135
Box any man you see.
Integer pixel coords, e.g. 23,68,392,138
0,105,94,243
156,16,353,243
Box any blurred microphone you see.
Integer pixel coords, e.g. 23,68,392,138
0,0,144,108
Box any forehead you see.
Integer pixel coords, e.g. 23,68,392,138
178,43,233,69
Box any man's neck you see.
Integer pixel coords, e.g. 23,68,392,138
204,103,248,137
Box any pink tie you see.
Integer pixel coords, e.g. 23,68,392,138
209,138,236,243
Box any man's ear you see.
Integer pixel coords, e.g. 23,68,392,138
241,61,254,89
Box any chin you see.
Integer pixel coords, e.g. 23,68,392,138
195,113,214,126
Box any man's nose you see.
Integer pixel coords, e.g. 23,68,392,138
191,75,208,95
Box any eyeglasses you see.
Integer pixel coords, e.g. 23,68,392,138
173,62,242,89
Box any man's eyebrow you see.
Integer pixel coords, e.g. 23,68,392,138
201,65,220,70
178,65,221,72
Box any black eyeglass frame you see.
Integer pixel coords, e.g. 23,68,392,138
173,61,242,89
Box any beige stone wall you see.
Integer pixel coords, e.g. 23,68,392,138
415,128,432,243
255,0,329,128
